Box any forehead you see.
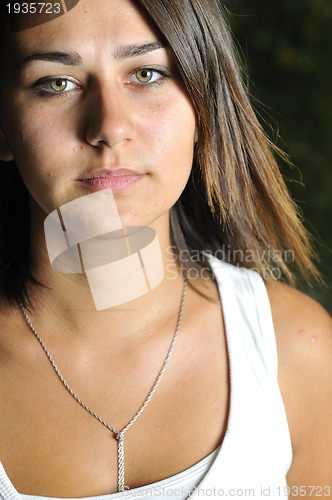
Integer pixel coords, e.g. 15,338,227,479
4,0,162,66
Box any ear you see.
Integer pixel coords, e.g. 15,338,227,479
0,129,14,162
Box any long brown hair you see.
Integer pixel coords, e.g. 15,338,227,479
0,0,321,308
137,0,320,286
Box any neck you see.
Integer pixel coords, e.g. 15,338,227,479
27,204,185,344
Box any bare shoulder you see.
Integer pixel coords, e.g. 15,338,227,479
265,280,332,489
265,279,331,334
265,281,332,367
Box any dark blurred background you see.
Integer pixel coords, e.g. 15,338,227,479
225,0,332,313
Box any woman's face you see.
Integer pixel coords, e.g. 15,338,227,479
0,0,196,229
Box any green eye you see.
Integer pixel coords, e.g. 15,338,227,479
50,79,67,92
135,69,153,83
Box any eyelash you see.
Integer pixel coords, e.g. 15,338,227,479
129,67,169,86
32,68,170,97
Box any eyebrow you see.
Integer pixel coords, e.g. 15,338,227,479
15,51,82,71
114,41,166,60
15,42,166,72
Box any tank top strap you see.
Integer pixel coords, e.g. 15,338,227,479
197,255,293,493
207,256,278,381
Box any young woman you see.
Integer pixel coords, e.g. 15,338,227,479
0,0,331,498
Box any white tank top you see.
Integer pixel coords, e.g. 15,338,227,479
0,257,293,500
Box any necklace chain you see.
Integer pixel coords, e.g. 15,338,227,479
19,280,187,492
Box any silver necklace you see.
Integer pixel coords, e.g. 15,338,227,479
19,280,187,492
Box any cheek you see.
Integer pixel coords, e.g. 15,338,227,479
13,106,67,157
4,101,77,212
137,97,196,214
143,97,196,171
7,101,74,178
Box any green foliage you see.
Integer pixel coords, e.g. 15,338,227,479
225,0,332,312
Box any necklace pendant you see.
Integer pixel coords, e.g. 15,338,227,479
116,432,126,492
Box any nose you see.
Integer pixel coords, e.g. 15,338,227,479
84,81,134,149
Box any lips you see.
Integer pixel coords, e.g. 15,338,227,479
77,168,146,193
